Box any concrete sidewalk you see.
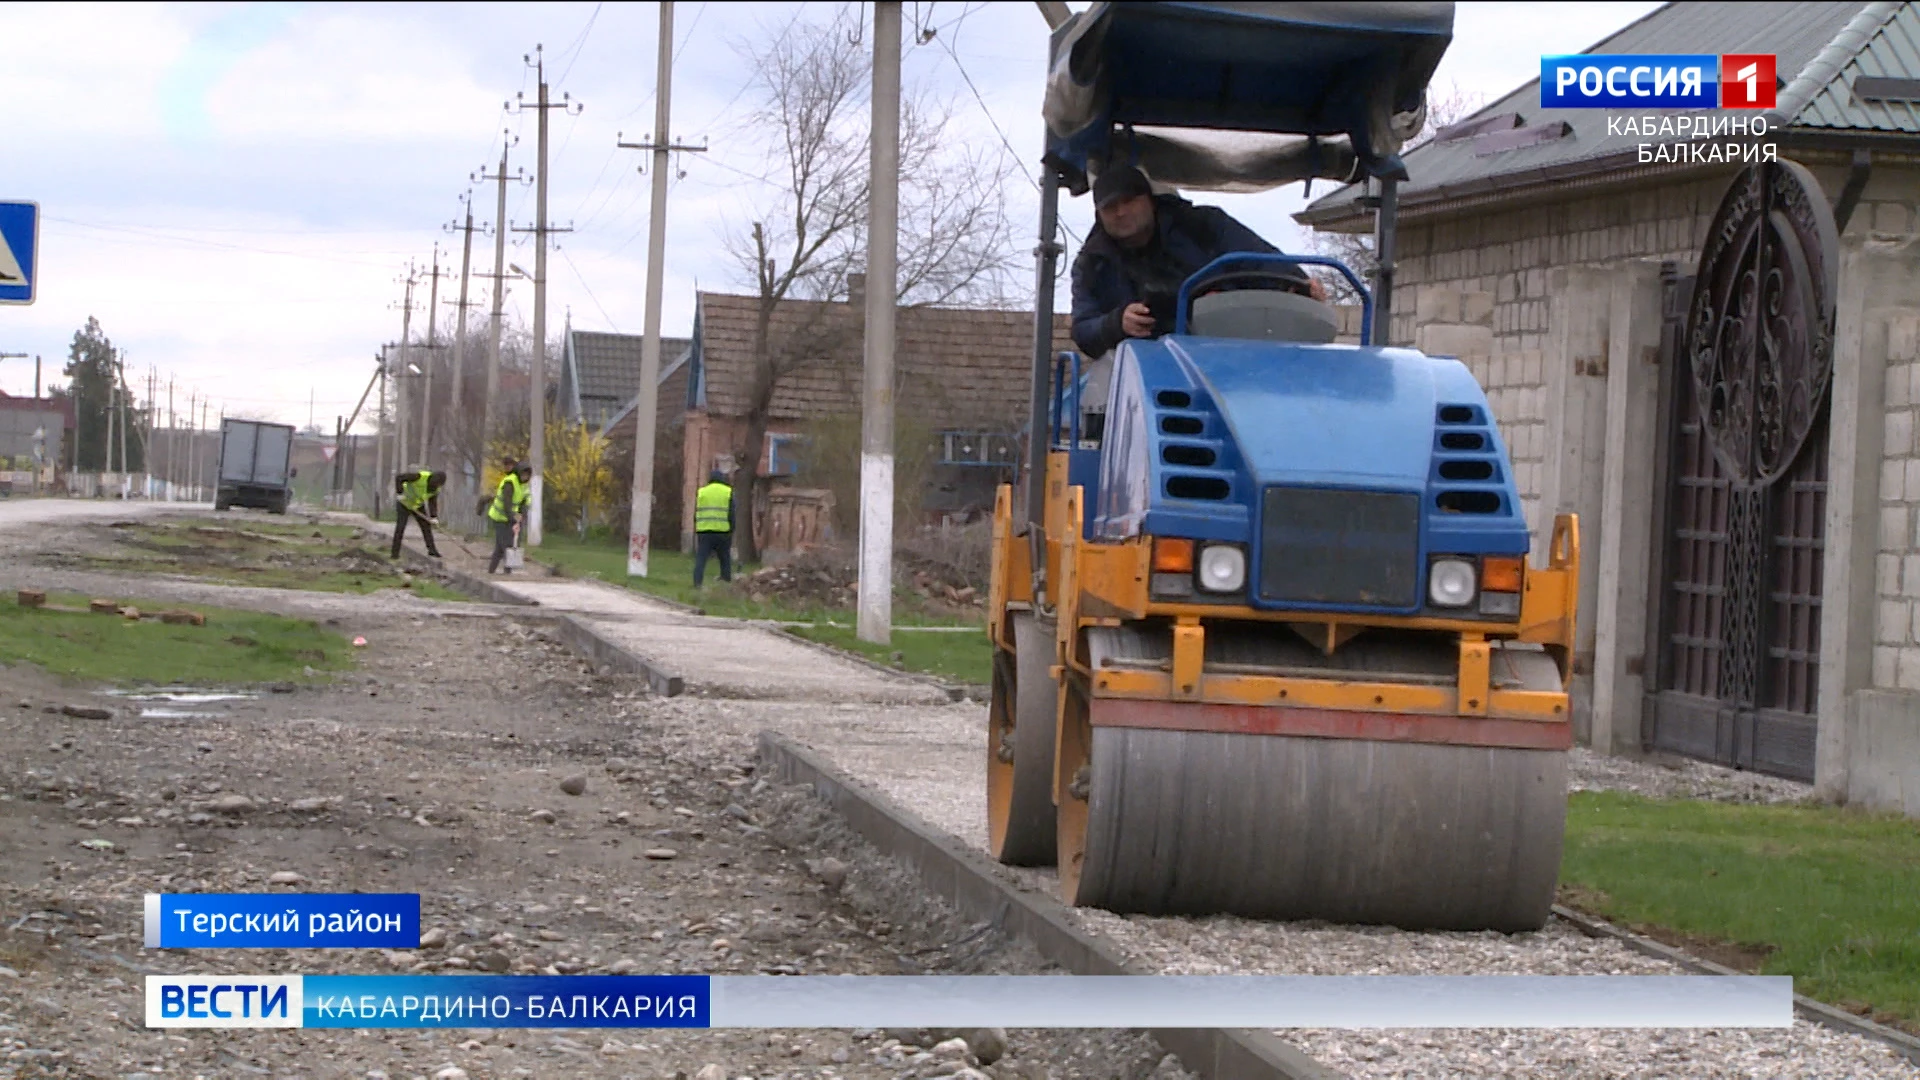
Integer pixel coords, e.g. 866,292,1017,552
389,519,952,707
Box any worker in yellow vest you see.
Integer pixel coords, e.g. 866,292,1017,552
391,467,447,559
487,461,534,575
693,469,734,587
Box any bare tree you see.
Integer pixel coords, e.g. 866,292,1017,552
721,8,1018,561
1309,85,1485,303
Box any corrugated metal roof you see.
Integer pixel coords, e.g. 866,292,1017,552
1795,2,1920,129
1299,1,1918,224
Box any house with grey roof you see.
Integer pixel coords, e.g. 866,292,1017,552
1299,0,1920,816
557,329,693,433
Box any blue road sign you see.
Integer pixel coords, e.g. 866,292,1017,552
0,201,40,305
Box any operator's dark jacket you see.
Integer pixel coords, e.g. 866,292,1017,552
1070,194,1287,358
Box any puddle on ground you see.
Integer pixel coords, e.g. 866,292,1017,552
106,688,258,704
138,709,227,720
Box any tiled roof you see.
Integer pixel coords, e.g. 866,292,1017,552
566,331,692,407
1299,2,1919,226
693,292,1075,429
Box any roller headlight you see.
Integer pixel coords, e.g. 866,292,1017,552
1197,544,1246,593
1428,558,1476,607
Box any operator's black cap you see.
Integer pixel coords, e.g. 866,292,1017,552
1092,164,1153,208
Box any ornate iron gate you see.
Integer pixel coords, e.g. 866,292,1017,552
1647,161,1840,782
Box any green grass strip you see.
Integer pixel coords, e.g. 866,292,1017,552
1562,790,1920,1029
0,593,352,687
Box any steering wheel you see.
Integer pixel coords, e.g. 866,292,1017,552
1189,267,1314,300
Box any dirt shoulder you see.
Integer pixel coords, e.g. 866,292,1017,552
0,502,1192,1080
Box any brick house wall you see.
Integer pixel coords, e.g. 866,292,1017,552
1874,310,1920,692
1389,159,1920,545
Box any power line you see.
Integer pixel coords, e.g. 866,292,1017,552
46,216,407,268
935,26,1083,250
558,247,620,332
619,1,712,123
554,2,604,86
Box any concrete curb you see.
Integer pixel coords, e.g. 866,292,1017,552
756,731,1344,1080
1552,904,1920,1063
767,625,988,703
402,552,541,608
398,547,688,698
549,614,685,698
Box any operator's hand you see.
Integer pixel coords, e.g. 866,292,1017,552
1309,278,1328,302
1121,302,1155,338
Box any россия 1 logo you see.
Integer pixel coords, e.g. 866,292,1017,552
1540,54,1776,109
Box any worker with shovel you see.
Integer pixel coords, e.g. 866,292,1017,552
392,468,447,560
487,461,534,575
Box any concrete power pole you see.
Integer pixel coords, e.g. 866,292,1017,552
420,245,445,466
511,45,581,548
858,1,902,645
446,195,480,490
476,139,527,473
374,348,390,516
166,379,175,498
617,1,707,577
394,268,418,470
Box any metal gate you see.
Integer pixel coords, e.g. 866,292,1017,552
1645,161,1840,782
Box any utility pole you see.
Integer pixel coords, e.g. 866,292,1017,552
166,379,175,498
374,348,390,516
146,368,156,496
510,44,581,548
117,353,130,494
858,1,902,645
104,364,116,483
617,0,707,577
420,245,446,464
446,194,481,490
200,398,210,502
475,138,527,473
394,267,419,469
180,390,191,499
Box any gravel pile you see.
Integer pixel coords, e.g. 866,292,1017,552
1568,747,1815,804
773,710,1916,1079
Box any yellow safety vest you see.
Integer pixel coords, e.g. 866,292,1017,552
489,474,528,523
695,482,732,533
400,470,433,512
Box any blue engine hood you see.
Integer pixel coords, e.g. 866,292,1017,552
1172,338,1435,490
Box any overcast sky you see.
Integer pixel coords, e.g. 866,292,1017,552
2,1,1661,431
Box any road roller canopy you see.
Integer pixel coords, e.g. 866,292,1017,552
1042,1,1455,194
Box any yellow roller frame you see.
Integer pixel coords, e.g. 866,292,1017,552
988,478,1582,731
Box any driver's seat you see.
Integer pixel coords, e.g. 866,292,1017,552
1189,289,1339,344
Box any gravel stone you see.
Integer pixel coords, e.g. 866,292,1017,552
1568,747,1814,804
811,856,850,891
559,773,588,796
965,1029,1009,1066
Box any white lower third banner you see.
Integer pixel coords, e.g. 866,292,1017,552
145,975,1794,1029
